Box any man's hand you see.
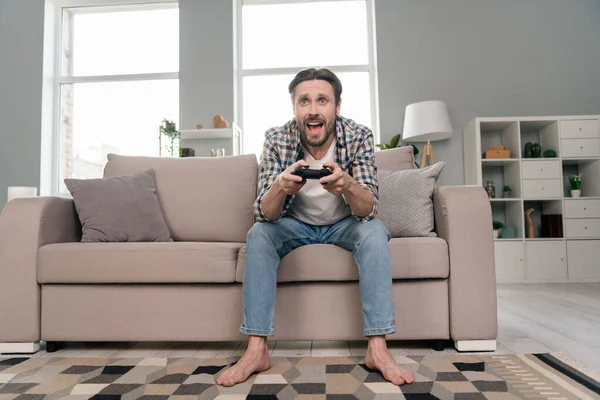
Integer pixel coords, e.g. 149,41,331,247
320,161,374,218
275,160,310,196
260,160,309,221
319,162,352,196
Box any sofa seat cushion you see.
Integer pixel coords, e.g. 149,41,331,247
38,242,245,283
235,237,449,283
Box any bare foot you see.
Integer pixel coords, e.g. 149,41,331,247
365,336,415,386
216,336,271,387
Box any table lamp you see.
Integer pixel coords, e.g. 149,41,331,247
402,100,453,168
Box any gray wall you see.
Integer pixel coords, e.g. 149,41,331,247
2,0,600,202
0,0,45,204
179,0,234,130
376,0,600,185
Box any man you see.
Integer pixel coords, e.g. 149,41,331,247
217,68,415,387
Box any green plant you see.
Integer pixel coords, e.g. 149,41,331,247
376,133,401,150
543,149,557,158
493,220,504,230
569,174,582,190
503,185,512,192
160,119,180,157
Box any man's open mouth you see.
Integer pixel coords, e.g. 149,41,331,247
307,121,324,135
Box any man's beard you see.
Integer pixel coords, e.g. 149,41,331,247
300,117,335,148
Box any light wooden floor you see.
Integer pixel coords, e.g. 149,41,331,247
22,283,600,376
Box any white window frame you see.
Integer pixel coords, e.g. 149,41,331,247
234,0,381,150
47,0,179,195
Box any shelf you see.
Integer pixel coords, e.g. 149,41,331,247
521,157,559,162
520,120,557,130
519,120,560,159
465,115,600,283
564,196,600,200
180,126,240,140
562,158,599,165
523,198,563,201
562,160,600,197
479,121,519,163
480,121,516,131
491,201,523,239
525,238,564,241
524,200,563,239
481,159,519,167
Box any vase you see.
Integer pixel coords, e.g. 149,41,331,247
532,143,541,158
524,142,533,158
485,181,496,199
571,190,581,198
493,230,500,239
504,191,512,198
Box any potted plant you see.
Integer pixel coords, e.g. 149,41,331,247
159,118,180,157
503,185,512,198
493,220,504,239
569,174,582,197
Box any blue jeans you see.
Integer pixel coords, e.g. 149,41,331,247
240,215,396,337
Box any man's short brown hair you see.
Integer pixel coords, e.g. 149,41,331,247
288,68,343,105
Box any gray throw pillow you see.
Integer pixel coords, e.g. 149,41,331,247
377,161,446,238
64,169,172,243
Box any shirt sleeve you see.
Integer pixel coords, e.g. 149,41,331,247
350,127,379,222
253,132,283,222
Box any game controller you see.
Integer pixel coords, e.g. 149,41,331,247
292,166,333,180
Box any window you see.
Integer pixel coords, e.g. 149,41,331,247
237,0,379,158
55,1,178,193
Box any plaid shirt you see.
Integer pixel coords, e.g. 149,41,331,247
253,115,378,223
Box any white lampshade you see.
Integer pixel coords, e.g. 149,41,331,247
7,186,37,203
402,100,453,143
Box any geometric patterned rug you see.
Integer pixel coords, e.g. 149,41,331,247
1,354,599,399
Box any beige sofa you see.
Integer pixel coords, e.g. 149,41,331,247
0,147,497,355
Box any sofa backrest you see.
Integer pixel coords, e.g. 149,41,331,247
103,153,258,242
373,145,415,172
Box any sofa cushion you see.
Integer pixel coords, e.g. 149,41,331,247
235,237,449,283
38,242,245,283
374,145,415,171
377,162,445,238
64,169,172,243
103,154,258,242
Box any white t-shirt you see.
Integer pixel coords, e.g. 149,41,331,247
286,140,351,226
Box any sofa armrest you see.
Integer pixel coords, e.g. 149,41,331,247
433,185,497,342
0,196,80,343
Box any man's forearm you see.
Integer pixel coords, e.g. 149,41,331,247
342,173,374,218
261,180,288,221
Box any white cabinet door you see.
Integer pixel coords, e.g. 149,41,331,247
565,219,600,238
564,200,600,218
522,160,561,180
561,139,600,158
525,241,566,280
522,179,563,199
494,241,525,282
560,120,599,139
567,240,600,278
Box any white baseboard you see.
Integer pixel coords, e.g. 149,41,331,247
0,342,40,354
455,340,496,352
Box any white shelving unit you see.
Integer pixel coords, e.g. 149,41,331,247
179,123,242,157
464,115,600,283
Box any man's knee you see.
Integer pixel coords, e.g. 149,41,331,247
358,218,390,244
246,221,280,245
